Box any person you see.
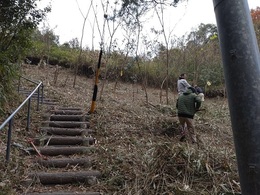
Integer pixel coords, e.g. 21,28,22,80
176,86,202,143
177,73,191,95
194,85,205,101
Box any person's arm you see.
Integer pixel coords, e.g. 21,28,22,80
182,79,191,88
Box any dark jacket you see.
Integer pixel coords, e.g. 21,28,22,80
176,88,202,119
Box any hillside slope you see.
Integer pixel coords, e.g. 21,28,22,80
1,64,239,194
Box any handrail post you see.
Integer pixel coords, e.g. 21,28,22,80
41,84,44,104
26,98,31,131
1,77,44,163
6,118,13,162
37,87,40,111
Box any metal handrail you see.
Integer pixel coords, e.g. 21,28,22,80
18,76,44,107
0,76,44,162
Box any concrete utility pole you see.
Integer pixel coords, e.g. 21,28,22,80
213,0,260,194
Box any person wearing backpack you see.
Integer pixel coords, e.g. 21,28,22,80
176,86,202,143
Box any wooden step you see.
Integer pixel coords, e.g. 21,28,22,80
33,136,95,146
40,127,93,136
30,171,101,185
26,191,100,195
29,146,95,156
42,101,58,105
34,157,92,168
49,110,85,115
42,121,90,128
49,115,85,122
55,107,82,111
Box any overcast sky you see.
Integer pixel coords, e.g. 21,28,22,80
38,0,260,50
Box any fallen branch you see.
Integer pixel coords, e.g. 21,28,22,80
28,139,47,159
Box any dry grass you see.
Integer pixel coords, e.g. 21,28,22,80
0,64,240,194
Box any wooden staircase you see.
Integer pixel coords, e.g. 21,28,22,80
19,89,102,195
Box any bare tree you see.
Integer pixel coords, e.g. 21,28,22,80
153,0,180,104
99,1,121,99
73,0,94,88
